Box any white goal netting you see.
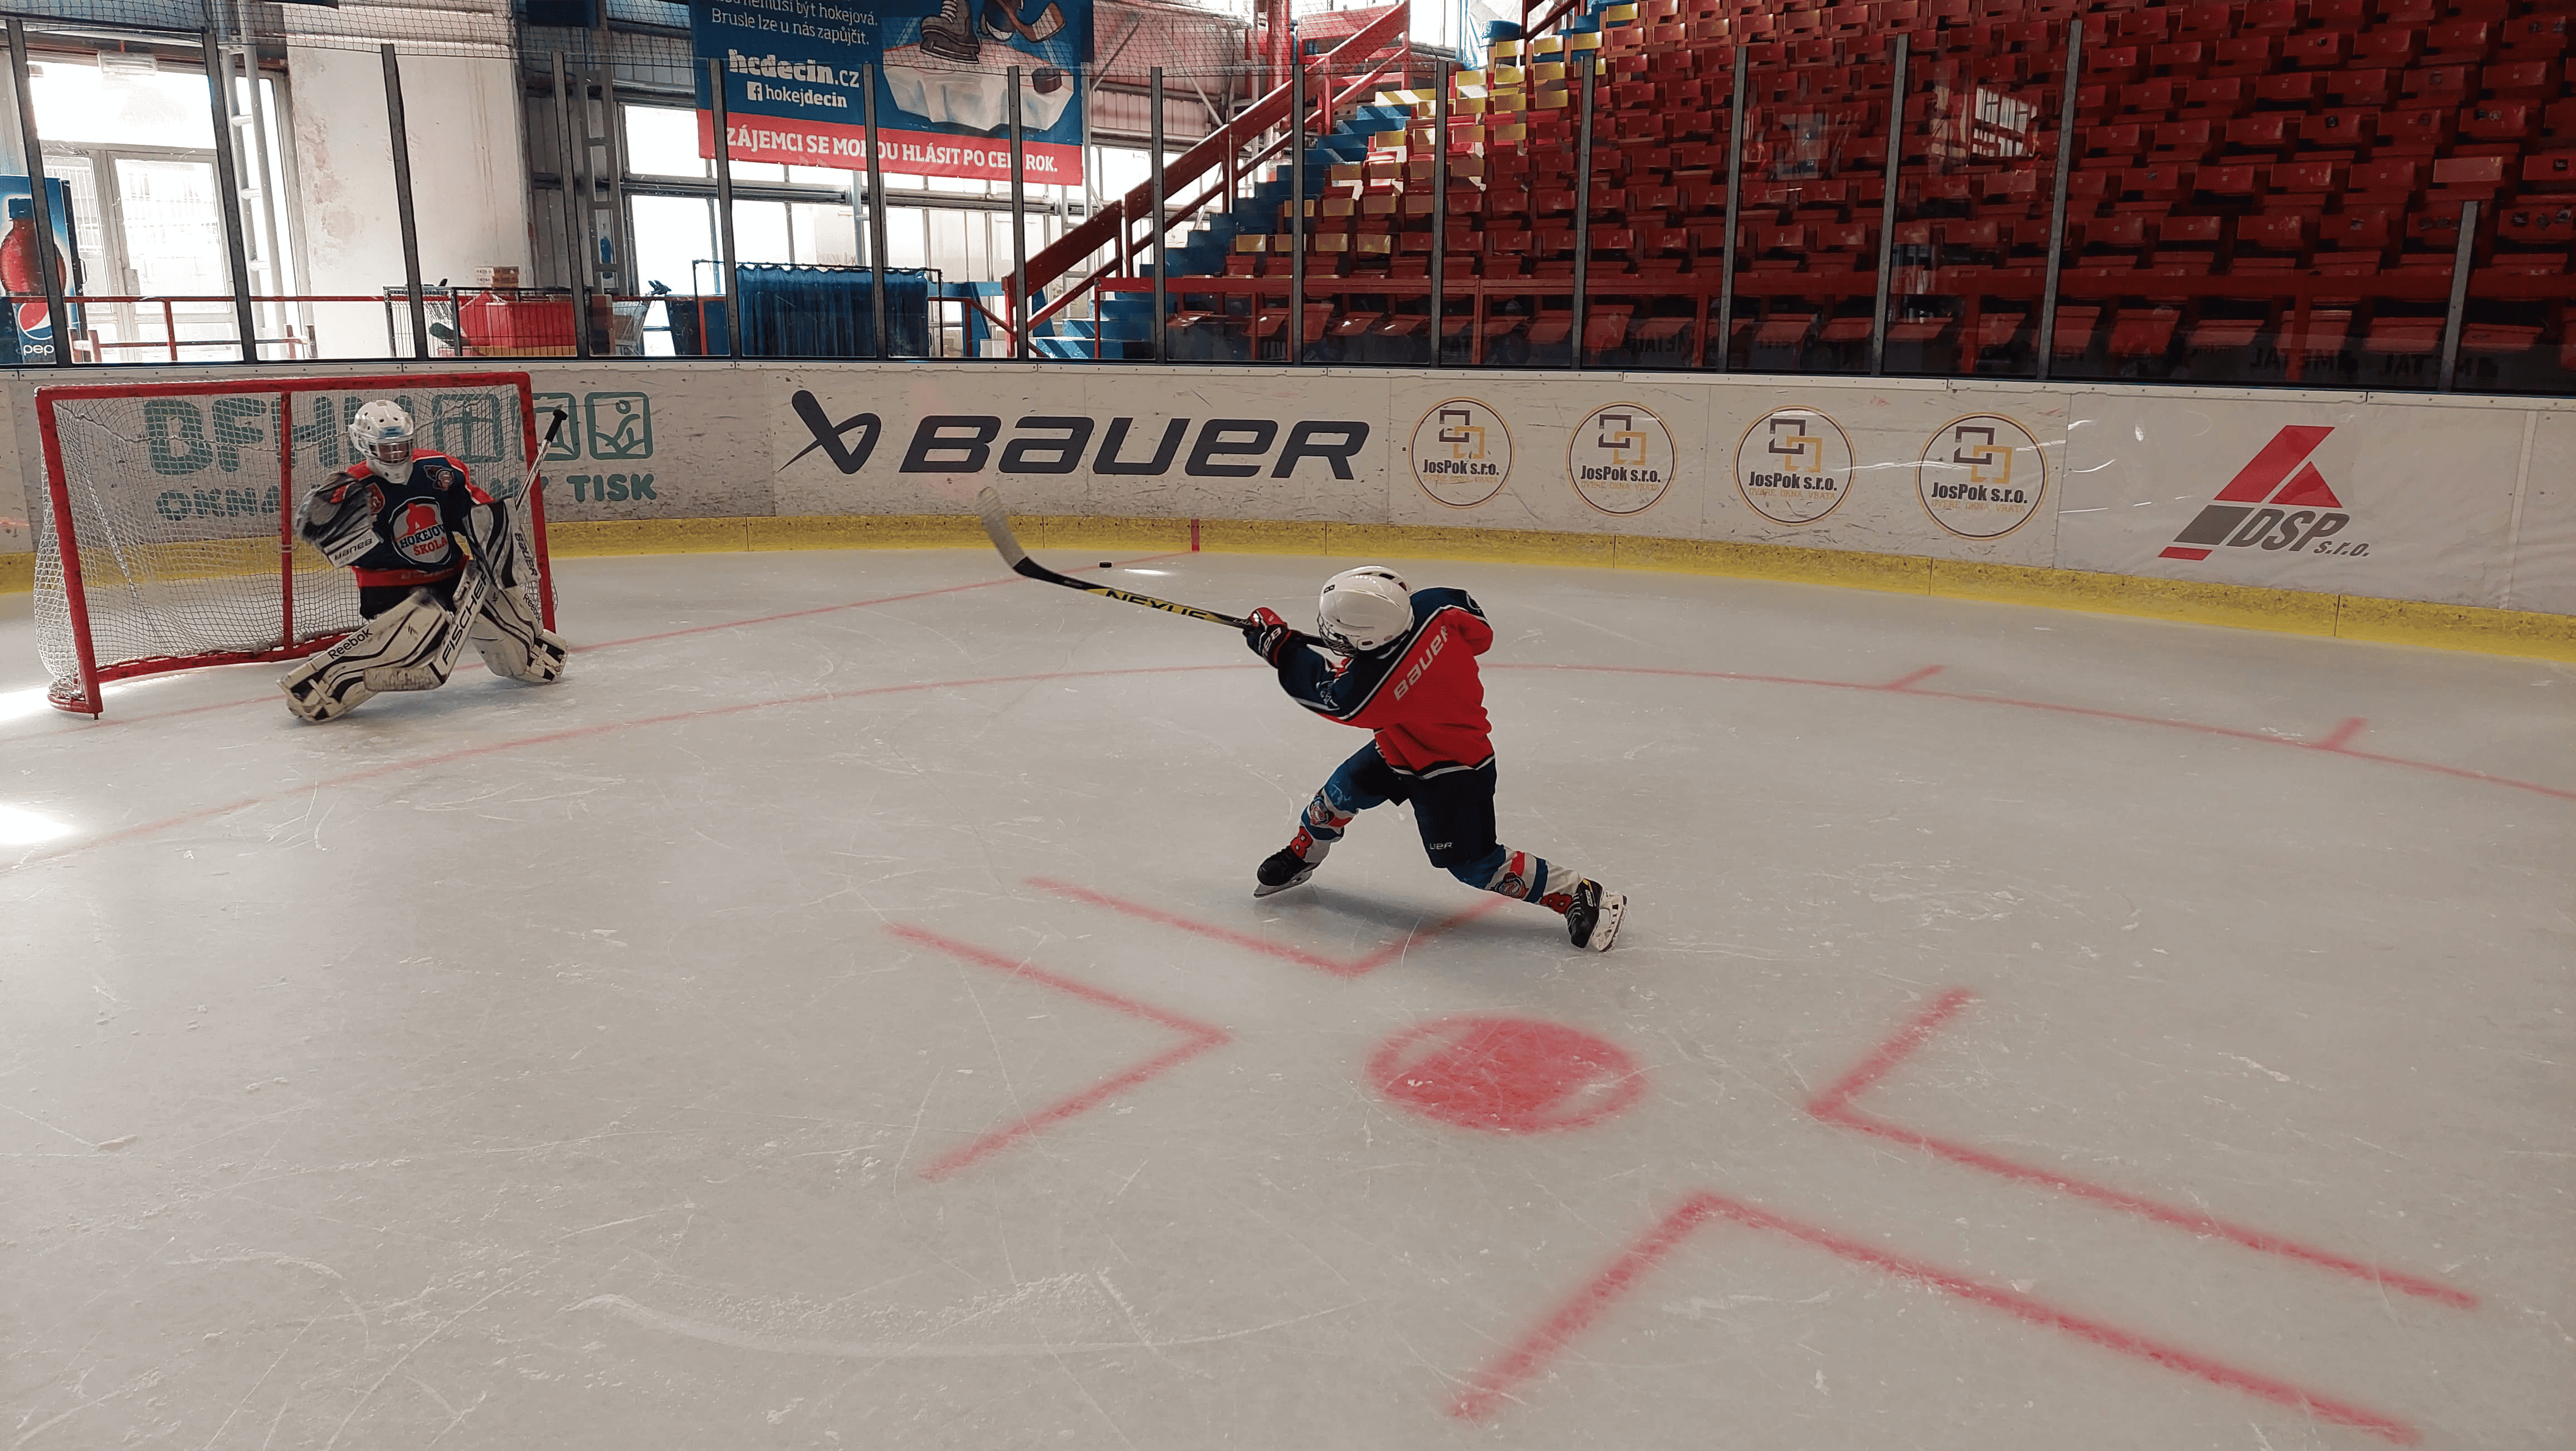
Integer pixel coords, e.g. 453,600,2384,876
33,373,545,714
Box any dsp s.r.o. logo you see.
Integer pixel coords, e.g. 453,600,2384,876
2159,425,2366,562
1918,415,2046,539
1734,407,1852,525
1408,398,1511,507
1567,402,1674,515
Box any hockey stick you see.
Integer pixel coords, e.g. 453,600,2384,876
436,407,570,675
975,485,1296,637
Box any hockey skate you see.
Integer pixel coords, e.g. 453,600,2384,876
1564,879,1626,952
1253,830,1329,897
919,0,980,62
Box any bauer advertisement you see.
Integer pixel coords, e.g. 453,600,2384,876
690,0,1087,186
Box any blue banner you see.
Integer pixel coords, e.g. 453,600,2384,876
690,0,1087,186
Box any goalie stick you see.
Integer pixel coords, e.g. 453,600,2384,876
974,487,1345,650
435,406,570,676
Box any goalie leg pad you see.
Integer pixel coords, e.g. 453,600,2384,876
469,580,568,684
460,498,529,588
281,587,457,721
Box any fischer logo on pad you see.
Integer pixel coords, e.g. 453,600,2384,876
2159,425,2366,562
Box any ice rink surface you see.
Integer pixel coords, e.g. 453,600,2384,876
2,546,2569,1451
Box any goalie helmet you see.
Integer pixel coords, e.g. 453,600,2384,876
1316,566,1413,653
348,400,417,485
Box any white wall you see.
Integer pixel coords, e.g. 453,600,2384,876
4,361,2570,622
286,46,529,359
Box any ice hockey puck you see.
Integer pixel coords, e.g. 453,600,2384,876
1099,561,1114,568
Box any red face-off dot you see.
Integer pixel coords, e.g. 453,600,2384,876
1370,1016,1645,1133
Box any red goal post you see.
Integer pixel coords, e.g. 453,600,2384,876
32,371,554,718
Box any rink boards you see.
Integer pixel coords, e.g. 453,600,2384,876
2,362,2569,652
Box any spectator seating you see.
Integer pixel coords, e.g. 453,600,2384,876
1106,0,2574,393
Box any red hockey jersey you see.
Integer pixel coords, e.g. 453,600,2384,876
300,451,490,590
1273,586,1495,774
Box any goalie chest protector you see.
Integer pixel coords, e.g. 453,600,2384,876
312,452,493,588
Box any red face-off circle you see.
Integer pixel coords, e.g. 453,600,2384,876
1369,1016,1645,1133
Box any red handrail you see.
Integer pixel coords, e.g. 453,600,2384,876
1014,2,1412,328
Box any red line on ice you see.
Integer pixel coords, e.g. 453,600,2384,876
13,660,2565,867
25,553,1189,732
1807,990,2475,1309
886,923,1228,1182
12,664,1247,867
1451,1191,2420,1444
1028,875,1511,976
1490,664,2575,802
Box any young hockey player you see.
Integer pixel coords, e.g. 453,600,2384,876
1242,566,1627,951
280,399,567,722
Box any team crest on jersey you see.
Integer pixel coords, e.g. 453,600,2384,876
394,501,448,564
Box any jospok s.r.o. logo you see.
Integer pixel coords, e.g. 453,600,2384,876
2159,425,2369,563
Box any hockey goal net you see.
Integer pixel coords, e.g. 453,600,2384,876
33,372,554,717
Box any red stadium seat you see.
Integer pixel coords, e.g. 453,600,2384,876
1972,311,2028,350
2458,323,2543,353
1752,311,1818,346
2255,71,2326,105
2279,309,2354,354
2361,316,2446,355
2109,308,2180,356
2351,28,2424,70
2051,305,2102,353
2460,103,2536,143
2526,152,2576,191
2285,31,2351,69
2183,76,2250,116
2424,20,2497,64
2224,114,2296,154
2500,13,2569,59
2328,69,2397,106
2241,0,2300,35
2349,158,2428,201
2484,61,2559,100
2297,110,2379,153
2188,317,2267,350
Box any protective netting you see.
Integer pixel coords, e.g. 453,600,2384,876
33,375,537,707
0,0,523,59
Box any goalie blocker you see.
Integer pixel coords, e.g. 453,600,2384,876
281,400,567,722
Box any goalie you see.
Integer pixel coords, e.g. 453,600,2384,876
280,400,567,722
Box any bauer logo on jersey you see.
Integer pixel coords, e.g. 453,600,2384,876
394,503,450,564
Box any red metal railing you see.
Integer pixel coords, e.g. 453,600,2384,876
4,291,670,363
1013,2,1413,345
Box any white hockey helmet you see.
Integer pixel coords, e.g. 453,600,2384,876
1316,566,1413,652
348,399,417,484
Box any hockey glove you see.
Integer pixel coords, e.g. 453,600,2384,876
1243,607,1298,664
